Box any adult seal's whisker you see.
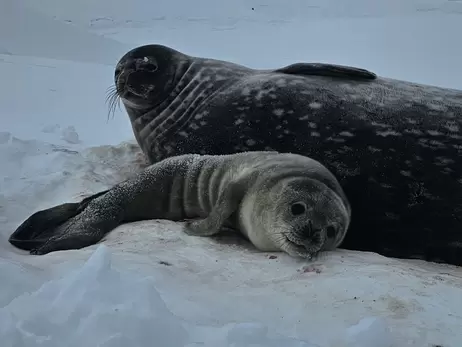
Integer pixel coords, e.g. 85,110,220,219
105,85,121,120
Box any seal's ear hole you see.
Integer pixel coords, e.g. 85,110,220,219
290,202,307,216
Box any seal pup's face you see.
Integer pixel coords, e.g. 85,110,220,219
251,177,351,259
109,44,186,113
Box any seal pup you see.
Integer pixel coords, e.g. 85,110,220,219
9,151,351,257
108,44,462,266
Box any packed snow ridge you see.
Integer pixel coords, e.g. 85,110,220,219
0,245,394,347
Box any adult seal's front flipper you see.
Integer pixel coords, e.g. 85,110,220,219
273,62,377,80
9,190,109,252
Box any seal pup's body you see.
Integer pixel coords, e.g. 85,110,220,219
9,152,351,257
111,44,462,265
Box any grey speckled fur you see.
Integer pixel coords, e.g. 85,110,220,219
9,151,351,257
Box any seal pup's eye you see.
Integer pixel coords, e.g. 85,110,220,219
290,202,307,216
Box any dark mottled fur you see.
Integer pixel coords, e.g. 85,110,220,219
111,44,462,266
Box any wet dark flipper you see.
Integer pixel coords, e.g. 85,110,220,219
9,189,110,251
29,213,120,255
274,63,377,80
30,232,102,255
29,194,122,255
9,203,82,251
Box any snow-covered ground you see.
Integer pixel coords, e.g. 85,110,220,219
1,1,462,346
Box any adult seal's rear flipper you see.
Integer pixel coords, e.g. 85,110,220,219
9,190,109,252
273,63,377,80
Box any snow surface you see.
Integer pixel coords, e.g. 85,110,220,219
1,1,462,346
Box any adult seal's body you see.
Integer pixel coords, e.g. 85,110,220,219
109,44,462,266
9,152,351,257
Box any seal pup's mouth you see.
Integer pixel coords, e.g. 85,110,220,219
284,222,332,258
286,237,317,257
285,233,323,253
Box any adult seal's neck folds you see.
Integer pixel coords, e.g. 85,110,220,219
114,44,246,120
113,44,252,161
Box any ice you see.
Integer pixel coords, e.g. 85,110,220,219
0,244,398,347
60,126,80,145
1,0,130,65
0,245,189,347
0,245,325,347
343,317,394,347
1,0,462,346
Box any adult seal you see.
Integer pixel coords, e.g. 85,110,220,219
9,152,351,257
108,44,462,266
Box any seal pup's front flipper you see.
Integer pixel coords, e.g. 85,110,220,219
8,190,110,252
273,63,377,80
184,179,247,237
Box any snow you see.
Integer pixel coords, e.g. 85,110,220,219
0,244,397,347
1,0,462,346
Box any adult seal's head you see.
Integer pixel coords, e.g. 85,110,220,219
110,44,190,112
237,158,351,258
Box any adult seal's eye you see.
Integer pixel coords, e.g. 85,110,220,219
290,202,307,216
